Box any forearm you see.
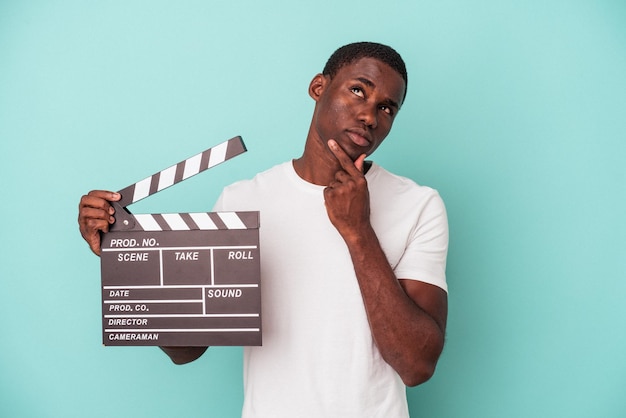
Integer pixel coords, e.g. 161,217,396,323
160,346,208,365
344,227,445,386
321,141,446,384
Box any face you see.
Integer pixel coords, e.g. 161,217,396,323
309,57,406,160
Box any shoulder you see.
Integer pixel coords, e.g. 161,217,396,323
215,162,291,211
223,162,290,194
367,163,444,208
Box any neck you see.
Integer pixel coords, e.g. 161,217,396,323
292,128,344,186
292,150,338,187
292,140,373,186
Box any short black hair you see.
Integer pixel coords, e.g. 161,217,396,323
322,42,408,102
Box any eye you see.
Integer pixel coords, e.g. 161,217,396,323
350,87,365,98
380,105,394,116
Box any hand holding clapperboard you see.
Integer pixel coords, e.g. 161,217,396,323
100,136,262,347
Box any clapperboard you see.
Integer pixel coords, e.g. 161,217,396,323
100,136,261,347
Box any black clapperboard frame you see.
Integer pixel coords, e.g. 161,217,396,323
100,136,261,347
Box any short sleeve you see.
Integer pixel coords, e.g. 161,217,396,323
393,192,449,292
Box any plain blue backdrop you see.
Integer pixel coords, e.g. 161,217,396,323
1,1,625,417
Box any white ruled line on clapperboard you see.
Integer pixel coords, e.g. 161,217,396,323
99,136,262,347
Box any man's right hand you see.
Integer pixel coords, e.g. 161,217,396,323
78,190,121,256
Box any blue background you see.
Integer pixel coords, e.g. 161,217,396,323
1,1,625,417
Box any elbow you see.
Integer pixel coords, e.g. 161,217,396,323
400,339,444,387
160,346,208,365
401,361,437,387
170,357,196,366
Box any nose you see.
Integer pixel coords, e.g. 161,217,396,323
357,104,378,129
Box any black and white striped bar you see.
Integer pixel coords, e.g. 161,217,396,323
116,136,246,208
132,211,258,232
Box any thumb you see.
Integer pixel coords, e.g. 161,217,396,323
88,231,102,256
354,154,367,173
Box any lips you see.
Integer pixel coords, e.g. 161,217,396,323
346,129,371,147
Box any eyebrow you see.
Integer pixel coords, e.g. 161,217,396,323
355,77,400,110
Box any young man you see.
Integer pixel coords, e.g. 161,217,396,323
79,42,448,417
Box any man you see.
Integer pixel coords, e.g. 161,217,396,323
79,42,449,417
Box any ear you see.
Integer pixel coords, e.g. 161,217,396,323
308,73,327,102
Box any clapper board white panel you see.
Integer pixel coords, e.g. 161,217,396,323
100,136,261,347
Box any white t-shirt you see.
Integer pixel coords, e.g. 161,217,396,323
213,161,448,418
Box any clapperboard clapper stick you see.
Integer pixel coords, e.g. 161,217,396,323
100,136,262,347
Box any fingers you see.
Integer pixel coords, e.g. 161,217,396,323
80,190,120,215
79,196,114,225
327,139,366,175
78,190,120,256
354,153,366,173
87,190,121,204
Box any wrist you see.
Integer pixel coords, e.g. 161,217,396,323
341,223,377,248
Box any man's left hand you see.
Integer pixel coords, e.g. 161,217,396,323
323,139,371,239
